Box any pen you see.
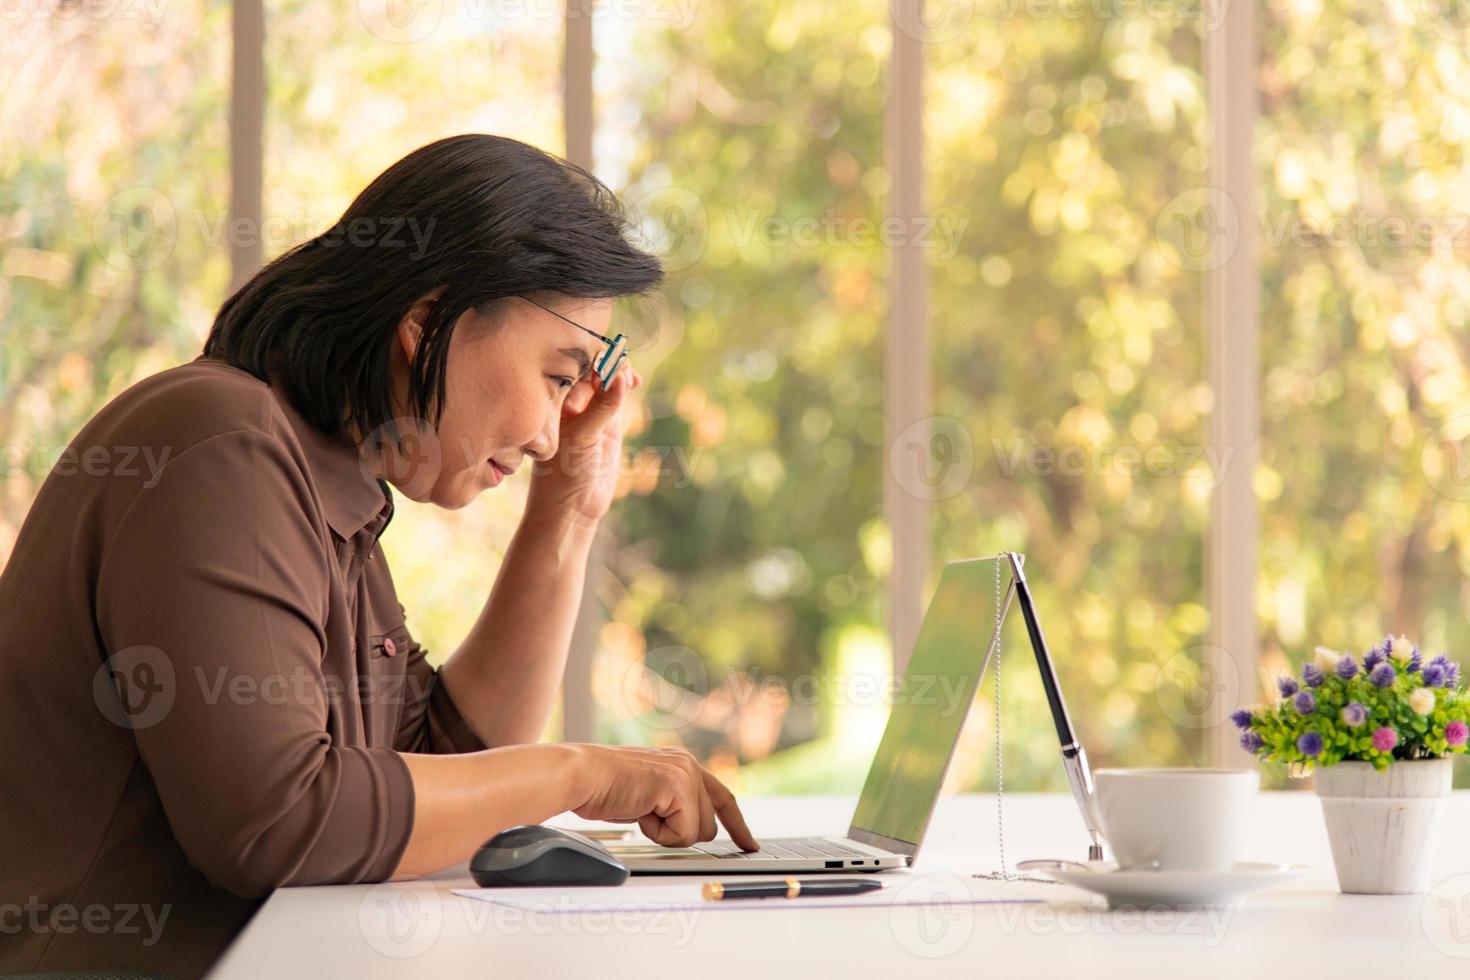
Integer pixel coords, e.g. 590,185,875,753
701,878,885,901
1003,551,1106,862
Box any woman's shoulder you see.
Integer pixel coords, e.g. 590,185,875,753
81,355,285,459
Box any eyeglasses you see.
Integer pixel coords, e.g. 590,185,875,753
520,296,629,389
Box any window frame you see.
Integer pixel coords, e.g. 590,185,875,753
226,0,1259,766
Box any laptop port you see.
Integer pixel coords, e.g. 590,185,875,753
825,861,841,868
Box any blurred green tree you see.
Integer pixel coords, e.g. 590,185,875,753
4,0,1466,796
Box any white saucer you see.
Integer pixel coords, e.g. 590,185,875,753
1035,860,1305,908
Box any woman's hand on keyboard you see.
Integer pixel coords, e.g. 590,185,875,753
564,744,760,852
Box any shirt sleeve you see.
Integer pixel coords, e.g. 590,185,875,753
94,423,414,899
391,630,490,755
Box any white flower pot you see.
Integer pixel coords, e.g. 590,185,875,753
1312,758,1453,895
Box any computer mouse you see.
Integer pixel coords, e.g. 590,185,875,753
470,825,630,887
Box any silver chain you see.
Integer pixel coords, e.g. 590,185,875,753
974,554,1060,885
983,557,1012,879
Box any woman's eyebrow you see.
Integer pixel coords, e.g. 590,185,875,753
558,346,593,377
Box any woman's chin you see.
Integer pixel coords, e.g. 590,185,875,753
398,468,498,509
383,473,460,509
450,469,496,508
443,477,482,510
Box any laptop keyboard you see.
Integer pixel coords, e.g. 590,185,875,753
693,837,873,860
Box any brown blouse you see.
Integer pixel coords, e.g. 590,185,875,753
0,354,486,978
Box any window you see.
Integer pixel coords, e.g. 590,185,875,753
7,0,1461,791
1,6,231,553
929,4,1209,789
1258,0,1470,697
592,1,892,791
262,2,565,696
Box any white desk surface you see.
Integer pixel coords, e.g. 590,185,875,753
209,791,1470,978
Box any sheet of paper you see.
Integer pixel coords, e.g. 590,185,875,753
453,877,1044,913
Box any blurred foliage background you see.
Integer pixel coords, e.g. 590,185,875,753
3,0,1467,796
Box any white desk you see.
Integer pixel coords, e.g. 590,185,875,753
210,792,1470,978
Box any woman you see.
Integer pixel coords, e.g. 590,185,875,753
0,134,756,979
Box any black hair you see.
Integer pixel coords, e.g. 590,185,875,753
202,133,664,445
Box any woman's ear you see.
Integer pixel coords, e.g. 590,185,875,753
396,314,422,364
397,289,443,362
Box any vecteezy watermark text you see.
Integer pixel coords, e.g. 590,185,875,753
993,438,1234,488
724,209,969,261
0,898,171,948
1,442,172,487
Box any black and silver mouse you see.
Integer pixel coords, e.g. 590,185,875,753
470,825,630,887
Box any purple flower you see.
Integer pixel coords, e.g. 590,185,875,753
1240,731,1264,753
1293,690,1317,715
1409,649,1423,672
1427,653,1458,680
1363,645,1385,671
1446,721,1469,748
1229,708,1254,730
1340,702,1368,727
1428,655,1459,687
1303,664,1325,688
1335,655,1358,680
1296,731,1324,757
1277,676,1299,698
1369,662,1396,689
1421,664,1446,688
1372,726,1398,752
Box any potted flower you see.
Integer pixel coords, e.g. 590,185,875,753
1231,634,1468,895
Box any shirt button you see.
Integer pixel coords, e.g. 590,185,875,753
383,638,397,657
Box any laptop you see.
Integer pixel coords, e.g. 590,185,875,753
610,556,1018,874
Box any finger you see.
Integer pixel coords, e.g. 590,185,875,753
702,770,759,851
560,371,617,424
649,776,700,847
637,814,674,845
675,751,716,842
571,368,629,428
695,774,717,842
563,377,597,416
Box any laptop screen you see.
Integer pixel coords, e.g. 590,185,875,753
848,557,1013,849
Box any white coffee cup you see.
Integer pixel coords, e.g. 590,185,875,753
1092,768,1259,871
